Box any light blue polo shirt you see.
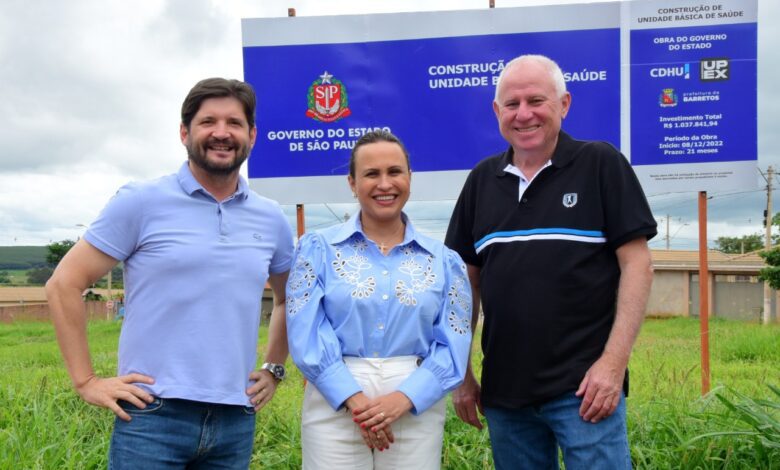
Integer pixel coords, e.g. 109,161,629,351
85,162,294,406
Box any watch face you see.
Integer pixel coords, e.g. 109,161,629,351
266,363,285,380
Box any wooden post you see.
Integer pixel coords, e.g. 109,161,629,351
106,269,113,320
698,191,710,395
296,204,305,239
287,9,306,240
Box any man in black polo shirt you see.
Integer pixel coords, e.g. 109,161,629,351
445,54,656,469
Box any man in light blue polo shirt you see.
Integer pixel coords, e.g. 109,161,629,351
46,78,294,468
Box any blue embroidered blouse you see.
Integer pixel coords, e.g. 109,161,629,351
286,212,472,414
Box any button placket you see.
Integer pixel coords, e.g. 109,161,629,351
373,258,392,358
217,204,228,241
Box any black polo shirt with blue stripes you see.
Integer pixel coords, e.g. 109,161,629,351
445,131,657,409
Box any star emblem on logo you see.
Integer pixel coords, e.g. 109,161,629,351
319,71,333,84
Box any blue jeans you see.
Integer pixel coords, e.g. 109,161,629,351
483,392,631,470
109,397,256,470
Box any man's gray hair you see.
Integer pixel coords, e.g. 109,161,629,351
493,54,567,102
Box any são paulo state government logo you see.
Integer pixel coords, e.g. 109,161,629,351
305,71,351,123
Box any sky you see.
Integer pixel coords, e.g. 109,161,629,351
0,0,776,250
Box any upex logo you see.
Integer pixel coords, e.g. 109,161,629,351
659,88,678,107
306,71,351,123
700,58,729,81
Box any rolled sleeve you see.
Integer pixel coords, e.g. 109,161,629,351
84,183,144,261
268,204,295,274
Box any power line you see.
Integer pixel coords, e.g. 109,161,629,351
650,188,764,213
323,203,343,222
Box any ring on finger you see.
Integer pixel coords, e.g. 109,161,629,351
378,411,386,420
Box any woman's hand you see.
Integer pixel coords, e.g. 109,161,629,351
351,391,413,433
346,392,395,450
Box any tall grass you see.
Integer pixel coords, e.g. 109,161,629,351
0,322,116,469
0,317,778,469
628,318,780,469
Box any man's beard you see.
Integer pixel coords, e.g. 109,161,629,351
187,137,250,176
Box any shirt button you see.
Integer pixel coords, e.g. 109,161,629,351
521,198,528,203
378,324,384,330
382,294,389,300
382,270,389,276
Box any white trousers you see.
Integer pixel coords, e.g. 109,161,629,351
301,356,446,470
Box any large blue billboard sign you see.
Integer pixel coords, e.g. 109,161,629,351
628,1,757,190
242,0,756,203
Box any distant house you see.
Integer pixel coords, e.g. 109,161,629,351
0,287,119,322
1,258,776,323
648,249,775,322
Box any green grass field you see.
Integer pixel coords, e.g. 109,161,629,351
0,318,778,469
1,268,32,285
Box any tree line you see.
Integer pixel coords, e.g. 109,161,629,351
713,213,780,254
0,240,122,287
2,225,779,288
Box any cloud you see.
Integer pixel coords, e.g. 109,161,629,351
757,1,780,169
0,0,256,245
0,167,131,244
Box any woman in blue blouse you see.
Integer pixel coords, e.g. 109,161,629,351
286,130,473,469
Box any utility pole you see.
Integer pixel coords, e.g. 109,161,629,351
698,191,710,395
763,166,773,325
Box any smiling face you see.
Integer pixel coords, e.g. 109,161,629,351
348,141,411,227
493,60,571,161
180,96,257,176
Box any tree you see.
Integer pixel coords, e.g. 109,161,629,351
93,265,124,289
46,240,76,266
773,212,780,228
83,290,105,301
759,248,780,290
0,271,10,284
772,212,780,246
27,267,54,285
40,239,124,289
714,233,763,254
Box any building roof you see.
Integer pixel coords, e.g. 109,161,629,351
0,287,118,306
651,249,766,273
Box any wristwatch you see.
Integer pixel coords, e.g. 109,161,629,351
261,362,286,381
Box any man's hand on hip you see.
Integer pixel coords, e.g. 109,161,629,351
246,369,280,411
77,373,155,422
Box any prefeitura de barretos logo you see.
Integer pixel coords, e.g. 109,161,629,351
305,71,351,123
659,88,678,107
